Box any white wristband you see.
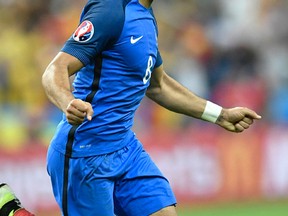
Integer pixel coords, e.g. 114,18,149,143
201,101,222,123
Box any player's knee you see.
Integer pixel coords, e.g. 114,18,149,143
150,205,177,216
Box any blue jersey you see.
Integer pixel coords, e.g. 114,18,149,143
50,0,162,157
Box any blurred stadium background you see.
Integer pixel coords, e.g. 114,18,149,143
0,0,288,215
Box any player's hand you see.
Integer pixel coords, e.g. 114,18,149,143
65,99,94,125
216,107,261,133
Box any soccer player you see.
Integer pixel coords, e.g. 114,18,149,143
42,0,261,215
0,184,34,216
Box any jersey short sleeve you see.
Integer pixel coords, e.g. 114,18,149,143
154,50,163,68
61,0,126,65
148,8,163,69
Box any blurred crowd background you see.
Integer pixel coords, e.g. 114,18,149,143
0,0,288,150
150,0,288,130
0,0,288,214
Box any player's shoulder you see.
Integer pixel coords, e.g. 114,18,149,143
81,0,131,17
61,0,133,65
80,0,132,36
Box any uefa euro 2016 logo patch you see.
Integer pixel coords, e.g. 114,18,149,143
73,20,94,43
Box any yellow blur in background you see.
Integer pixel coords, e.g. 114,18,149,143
0,0,288,215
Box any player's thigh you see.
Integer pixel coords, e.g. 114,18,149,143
71,178,115,216
46,145,65,208
114,142,177,215
47,146,115,215
114,176,176,216
67,153,117,215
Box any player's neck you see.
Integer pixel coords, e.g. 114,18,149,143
139,0,153,8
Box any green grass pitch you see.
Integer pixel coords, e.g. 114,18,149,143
177,200,288,216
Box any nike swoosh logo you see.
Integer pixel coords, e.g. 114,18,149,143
130,35,143,44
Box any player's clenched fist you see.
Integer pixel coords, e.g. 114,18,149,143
65,99,94,125
216,107,262,133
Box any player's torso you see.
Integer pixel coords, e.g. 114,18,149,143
75,1,158,119
105,0,159,77
96,0,159,105
57,0,159,156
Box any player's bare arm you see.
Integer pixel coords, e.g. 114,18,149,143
146,64,207,118
146,64,261,133
42,52,93,125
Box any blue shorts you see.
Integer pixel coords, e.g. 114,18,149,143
47,140,176,216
